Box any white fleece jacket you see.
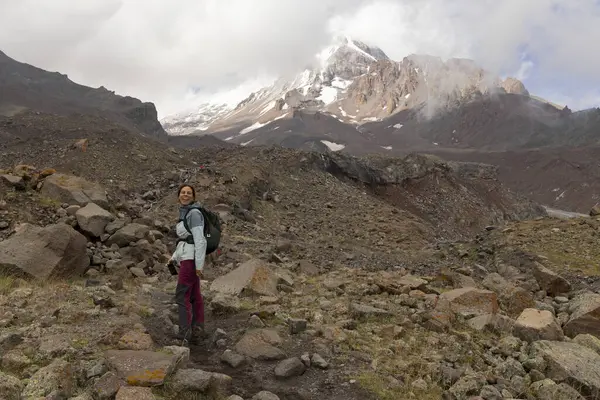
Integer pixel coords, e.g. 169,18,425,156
171,206,207,271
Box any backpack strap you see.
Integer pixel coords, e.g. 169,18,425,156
181,206,210,238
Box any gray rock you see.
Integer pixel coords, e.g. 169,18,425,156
0,371,23,400
170,369,232,394
513,308,564,342
235,329,285,360
210,259,279,297
532,262,571,296
93,371,121,400
350,303,393,319
531,340,600,398
221,350,247,368
22,358,74,398
106,223,150,247
252,391,280,400
274,357,306,379
0,223,89,280
41,173,108,208
75,203,115,237
479,385,502,400
104,349,183,386
288,318,307,334
311,353,329,369
564,293,600,338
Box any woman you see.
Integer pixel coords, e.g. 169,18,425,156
169,184,207,345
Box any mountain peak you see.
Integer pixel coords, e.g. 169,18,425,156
162,39,530,137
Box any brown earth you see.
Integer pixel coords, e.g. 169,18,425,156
430,147,600,214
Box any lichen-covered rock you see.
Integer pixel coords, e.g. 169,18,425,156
21,358,74,398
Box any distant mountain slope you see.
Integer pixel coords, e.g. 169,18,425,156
162,36,527,138
0,50,166,139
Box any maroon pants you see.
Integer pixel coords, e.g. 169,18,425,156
175,260,204,333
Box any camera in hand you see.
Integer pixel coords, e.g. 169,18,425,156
167,260,178,276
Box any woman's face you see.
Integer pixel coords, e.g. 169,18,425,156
178,186,194,205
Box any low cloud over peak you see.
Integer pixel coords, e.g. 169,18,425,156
1,0,599,116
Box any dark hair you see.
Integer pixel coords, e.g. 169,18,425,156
178,184,196,199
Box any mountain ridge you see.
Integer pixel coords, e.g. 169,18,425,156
161,36,532,138
0,49,167,140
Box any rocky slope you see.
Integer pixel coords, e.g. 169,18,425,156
7,112,600,400
0,50,167,140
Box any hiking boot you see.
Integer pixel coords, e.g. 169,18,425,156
188,325,207,345
173,328,192,347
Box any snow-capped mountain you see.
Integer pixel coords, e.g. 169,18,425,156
161,36,529,140
160,103,231,136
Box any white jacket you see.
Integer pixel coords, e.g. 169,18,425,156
171,205,207,271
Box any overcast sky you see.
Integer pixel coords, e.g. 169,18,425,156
1,0,599,118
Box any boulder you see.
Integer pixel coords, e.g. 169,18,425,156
531,341,600,398
0,223,89,280
41,173,108,208
75,203,115,237
21,358,74,398
513,308,564,342
563,293,600,338
210,259,279,297
0,371,22,400
436,287,499,318
104,349,184,386
234,329,285,360
532,262,571,296
169,369,232,394
106,223,151,247
0,174,25,190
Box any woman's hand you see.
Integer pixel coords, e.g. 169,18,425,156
196,270,203,279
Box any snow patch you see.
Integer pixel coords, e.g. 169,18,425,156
363,117,378,122
393,123,403,129
331,77,353,90
282,103,289,110
317,86,338,105
238,113,288,136
240,121,268,135
381,146,393,150
346,36,377,61
259,101,275,116
320,140,346,151
225,136,235,141
241,139,254,146
405,93,411,99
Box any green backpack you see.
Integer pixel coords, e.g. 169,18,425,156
180,205,222,254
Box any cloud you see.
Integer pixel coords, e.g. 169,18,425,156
0,0,599,117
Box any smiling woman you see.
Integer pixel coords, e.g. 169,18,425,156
168,184,208,346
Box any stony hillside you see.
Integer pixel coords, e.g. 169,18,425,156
7,112,600,400
431,146,600,214
0,50,167,140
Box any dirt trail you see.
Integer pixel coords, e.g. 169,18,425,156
143,285,376,400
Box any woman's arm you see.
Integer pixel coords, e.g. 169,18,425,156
187,209,207,272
